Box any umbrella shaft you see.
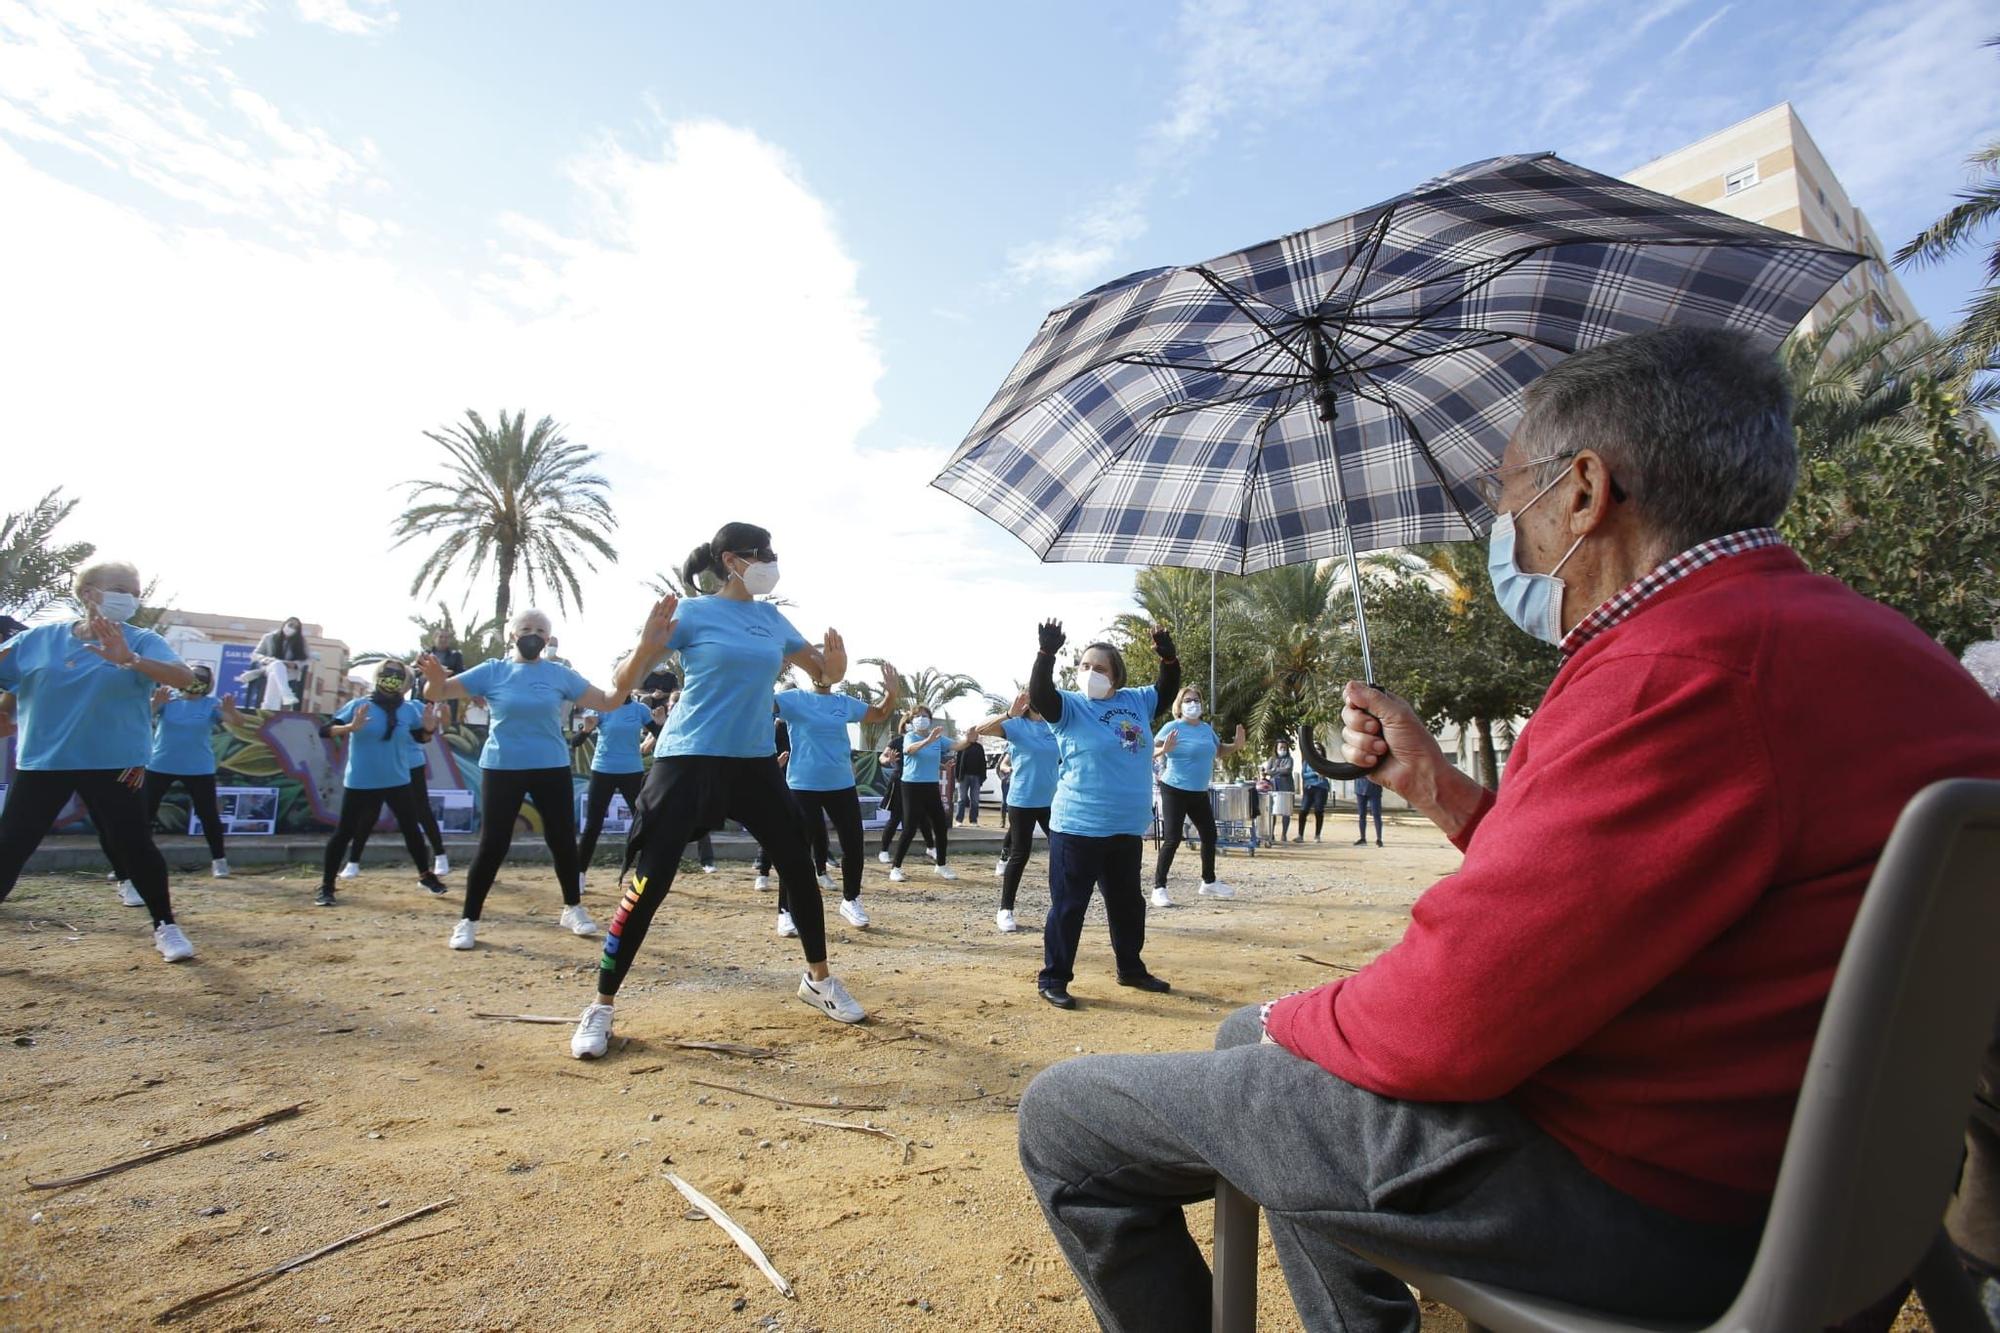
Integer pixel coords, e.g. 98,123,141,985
1309,337,1377,687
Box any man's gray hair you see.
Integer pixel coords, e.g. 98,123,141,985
1517,327,1797,553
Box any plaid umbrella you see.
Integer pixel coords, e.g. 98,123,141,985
933,152,1860,679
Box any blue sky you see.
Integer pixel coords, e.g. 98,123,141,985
2,0,1995,710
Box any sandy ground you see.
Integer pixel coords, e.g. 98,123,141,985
0,818,1930,1331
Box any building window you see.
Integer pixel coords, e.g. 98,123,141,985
1724,163,1759,195
1817,185,1828,208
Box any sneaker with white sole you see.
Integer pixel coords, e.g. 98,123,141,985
775,910,798,938
433,853,450,876
449,918,477,950
839,898,870,929
1198,880,1236,899
935,864,958,881
888,866,907,883
118,880,145,907
754,873,770,891
1150,886,1172,908
877,850,893,864
339,862,360,880
211,858,230,878
154,923,194,962
559,904,599,937
816,872,836,892
701,863,717,874
995,908,1018,933
570,1002,614,1059
798,973,865,1024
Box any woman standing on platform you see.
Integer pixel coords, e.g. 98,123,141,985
1030,621,1177,1008
1149,686,1247,906
966,692,1057,933
0,560,198,961
570,521,866,1060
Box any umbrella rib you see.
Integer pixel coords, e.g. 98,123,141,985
1315,206,1398,316
1340,373,1482,539
1235,392,1299,576
1190,268,1315,375
1114,353,1310,385
1335,251,1538,365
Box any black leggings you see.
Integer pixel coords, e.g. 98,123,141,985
878,778,933,856
577,770,645,868
1300,784,1328,837
893,781,949,867
145,771,226,858
0,769,174,925
1154,784,1218,886
321,784,431,886
461,767,580,920
350,765,446,862
1000,805,1052,911
602,755,826,996
794,786,864,902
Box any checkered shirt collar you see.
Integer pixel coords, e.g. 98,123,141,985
1558,528,1786,658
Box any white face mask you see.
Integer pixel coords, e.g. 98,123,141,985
1181,701,1202,720
738,559,781,596
913,715,931,730
95,591,140,623
1082,669,1114,701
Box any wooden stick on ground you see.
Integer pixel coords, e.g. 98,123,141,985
669,1039,775,1059
153,1197,456,1323
1295,953,1360,973
28,1104,306,1191
470,1012,571,1025
688,1078,885,1112
665,1174,793,1299
797,1116,914,1165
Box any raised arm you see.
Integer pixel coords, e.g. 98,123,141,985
1150,627,1180,718
601,595,680,704
1029,620,1064,723
905,726,946,754
786,626,849,688
1218,723,1248,757
969,692,1027,740
417,653,472,702
85,615,195,689
860,661,901,726
219,694,246,727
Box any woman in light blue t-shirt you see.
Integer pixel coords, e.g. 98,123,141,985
314,659,447,906
964,691,1058,935
1027,619,1179,1010
1150,685,1248,906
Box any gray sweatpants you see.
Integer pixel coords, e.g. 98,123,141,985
1017,1006,1759,1332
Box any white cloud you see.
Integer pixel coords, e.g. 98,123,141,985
1666,4,1732,60
295,0,397,36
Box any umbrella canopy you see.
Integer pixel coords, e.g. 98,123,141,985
934,152,1861,577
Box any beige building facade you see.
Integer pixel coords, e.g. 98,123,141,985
152,611,353,713
1623,103,1925,355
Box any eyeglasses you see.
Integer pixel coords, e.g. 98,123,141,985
731,547,778,564
1467,451,1576,510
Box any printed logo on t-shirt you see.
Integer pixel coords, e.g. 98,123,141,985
742,623,774,639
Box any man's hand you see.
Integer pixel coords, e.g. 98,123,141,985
1037,619,1065,654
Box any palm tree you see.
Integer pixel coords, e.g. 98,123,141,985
0,488,94,620
392,410,619,629
1895,43,1999,365
352,601,505,669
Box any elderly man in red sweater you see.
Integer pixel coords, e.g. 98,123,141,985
1016,327,2000,1333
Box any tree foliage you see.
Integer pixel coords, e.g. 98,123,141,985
0,488,94,621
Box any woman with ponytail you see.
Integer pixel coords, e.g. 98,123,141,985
419,609,651,950
314,659,447,906
570,522,866,1060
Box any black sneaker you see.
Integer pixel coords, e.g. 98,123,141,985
314,886,336,907
1118,973,1171,994
1375,840,1384,847
1352,837,1367,845
419,873,448,896
1038,985,1077,1010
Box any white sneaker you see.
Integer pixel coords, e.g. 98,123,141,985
154,923,194,962
1199,880,1236,899
570,1003,614,1059
339,862,360,880
118,880,144,907
1150,886,1172,908
816,872,836,892
839,898,869,929
995,908,1018,933
449,919,477,950
701,863,716,874
888,866,907,883
210,858,230,878
995,860,1007,878
877,850,892,864
935,864,958,881
798,973,865,1024
560,904,600,937
754,874,770,891
433,853,450,876
775,910,798,938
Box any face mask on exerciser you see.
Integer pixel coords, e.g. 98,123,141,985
1181,701,1202,720
1083,670,1114,702
1487,468,1588,646
516,634,547,660
735,559,781,596
95,591,141,624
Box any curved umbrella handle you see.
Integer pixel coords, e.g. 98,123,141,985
1297,721,1377,783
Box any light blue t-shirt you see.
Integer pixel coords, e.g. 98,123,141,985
398,711,426,773
0,622,179,771
658,597,808,759
774,690,866,791
1001,716,1059,809
586,700,650,775
151,695,223,775
901,727,944,784
455,657,590,770
1154,718,1218,793
1049,685,1160,838
335,696,425,790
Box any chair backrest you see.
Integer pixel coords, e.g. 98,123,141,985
1723,779,2000,1331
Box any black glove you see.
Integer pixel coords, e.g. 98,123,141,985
1151,627,1177,660
1038,619,1066,654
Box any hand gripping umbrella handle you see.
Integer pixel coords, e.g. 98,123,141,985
1297,721,1378,783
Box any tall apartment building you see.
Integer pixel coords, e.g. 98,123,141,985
1623,103,1924,355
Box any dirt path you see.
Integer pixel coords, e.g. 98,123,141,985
0,821,1484,1329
